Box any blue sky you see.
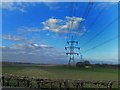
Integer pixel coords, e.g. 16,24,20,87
1,2,118,64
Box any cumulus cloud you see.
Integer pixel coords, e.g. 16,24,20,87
66,16,85,30
42,18,64,33
42,16,86,35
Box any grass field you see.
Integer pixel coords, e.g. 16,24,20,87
2,63,118,81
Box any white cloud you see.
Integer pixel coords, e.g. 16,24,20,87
2,34,53,49
1,2,35,12
39,44,53,48
44,2,59,10
65,16,85,30
1,0,118,13
17,27,41,34
10,43,53,50
0,46,9,49
33,43,39,47
1,2,22,12
2,44,67,64
94,2,117,10
1,0,120,2
2,34,33,45
1,2,60,12
2,34,24,41
42,18,64,33
11,44,29,49
1,1,60,13
30,43,53,48
42,16,86,35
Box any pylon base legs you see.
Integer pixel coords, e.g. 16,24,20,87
68,59,75,66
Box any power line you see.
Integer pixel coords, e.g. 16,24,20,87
79,0,94,20
83,36,118,53
83,2,94,19
79,2,117,41
66,2,76,42
65,2,81,65
81,17,118,48
76,2,94,40
79,5,105,39
66,2,78,41
68,1,94,40
72,1,93,61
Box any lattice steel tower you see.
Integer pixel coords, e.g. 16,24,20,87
65,36,80,65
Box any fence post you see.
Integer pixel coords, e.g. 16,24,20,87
64,80,69,90
26,79,30,87
17,79,20,87
50,81,53,90
39,79,44,89
6,78,10,86
76,82,80,90
36,79,40,88
2,76,5,86
107,81,113,90
106,82,109,90
29,79,32,88
80,81,84,90
96,83,99,90
59,82,62,89
109,82,112,90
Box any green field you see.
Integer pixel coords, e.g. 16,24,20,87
2,64,118,81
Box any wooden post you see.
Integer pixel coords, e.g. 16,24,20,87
96,83,99,90
50,81,53,90
107,82,109,90
64,80,69,90
6,79,10,86
26,79,30,87
107,81,113,90
80,82,84,90
29,79,32,88
2,76,5,86
17,79,20,87
76,82,80,90
59,82,62,89
109,82,112,90
40,79,44,88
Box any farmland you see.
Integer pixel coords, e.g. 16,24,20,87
2,63,119,89
2,63,118,81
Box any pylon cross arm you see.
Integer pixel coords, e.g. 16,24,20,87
66,52,79,55
65,47,80,50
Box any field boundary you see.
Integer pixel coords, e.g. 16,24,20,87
1,74,119,89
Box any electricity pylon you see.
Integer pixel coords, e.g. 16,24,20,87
65,37,80,65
